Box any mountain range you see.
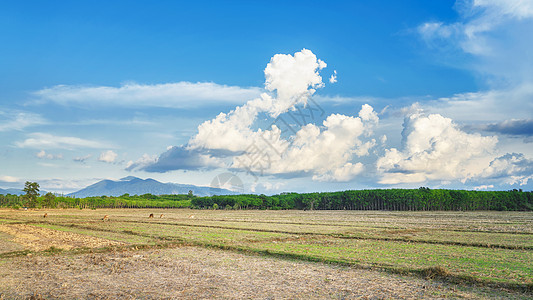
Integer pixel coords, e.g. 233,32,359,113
66,176,236,197
0,188,25,195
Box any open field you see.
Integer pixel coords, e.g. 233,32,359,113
0,209,532,299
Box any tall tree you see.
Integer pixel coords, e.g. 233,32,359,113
23,181,40,208
43,192,56,208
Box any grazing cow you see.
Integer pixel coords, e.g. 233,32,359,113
188,214,195,219
149,213,154,218
102,215,109,221
29,293,44,300
160,214,164,218
43,213,48,218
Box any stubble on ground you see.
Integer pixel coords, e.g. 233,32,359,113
0,246,486,299
0,223,124,251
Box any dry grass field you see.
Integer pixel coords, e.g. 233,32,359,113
0,208,531,299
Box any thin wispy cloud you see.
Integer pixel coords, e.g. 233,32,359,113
73,154,92,163
0,111,47,131
32,82,263,108
15,133,112,150
418,0,533,84
0,175,19,183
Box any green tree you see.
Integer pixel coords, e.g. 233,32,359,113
23,181,40,208
188,190,194,198
43,192,56,208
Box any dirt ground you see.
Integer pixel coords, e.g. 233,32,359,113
0,246,487,300
0,224,124,251
0,209,529,299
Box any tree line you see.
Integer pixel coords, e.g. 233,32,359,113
191,188,532,211
0,182,192,209
1,183,531,211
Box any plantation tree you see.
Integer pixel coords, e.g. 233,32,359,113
23,181,40,208
43,192,56,208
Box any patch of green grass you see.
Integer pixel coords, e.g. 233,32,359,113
0,218,19,224
32,223,156,245
2,209,532,293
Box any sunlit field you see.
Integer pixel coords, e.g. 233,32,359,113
0,209,531,298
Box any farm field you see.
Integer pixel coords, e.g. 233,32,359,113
0,208,531,299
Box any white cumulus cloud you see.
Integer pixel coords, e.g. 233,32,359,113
98,150,118,163
329,70,338,84
125,153,158,171
232,105,378,182
473,184,494,190
139,49,377,181
479,153,533,185
264,49,327,117
188,49,329,153
377,112,498,184
36,150,63,160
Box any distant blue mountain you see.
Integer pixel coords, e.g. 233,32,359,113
0,188,24,195
67,176,237,197
0,188,51,196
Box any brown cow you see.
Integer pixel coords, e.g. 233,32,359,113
149,213,154,218
43,213,48,218
159,214,164,218
102,215,109,221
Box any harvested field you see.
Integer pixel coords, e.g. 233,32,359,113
0,209,531,299
0,223,124,251
0,246,501,299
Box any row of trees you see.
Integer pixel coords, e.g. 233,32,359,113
191,188,533,211
1,183,531,211
0,183,192,209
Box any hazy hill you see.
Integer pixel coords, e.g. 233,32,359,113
0,188,24,195
67,176,236,197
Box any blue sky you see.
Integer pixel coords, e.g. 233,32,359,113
1,0,532,194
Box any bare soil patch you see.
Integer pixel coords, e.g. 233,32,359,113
0,224,124,251
0,246,489,299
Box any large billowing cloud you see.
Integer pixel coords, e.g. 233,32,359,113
134,49,378,181
377,112,498,184
131,47,532,187
264,49,327,117
187,49,327,153
230,104,378,182
479,153,533,186
411,1,533,187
